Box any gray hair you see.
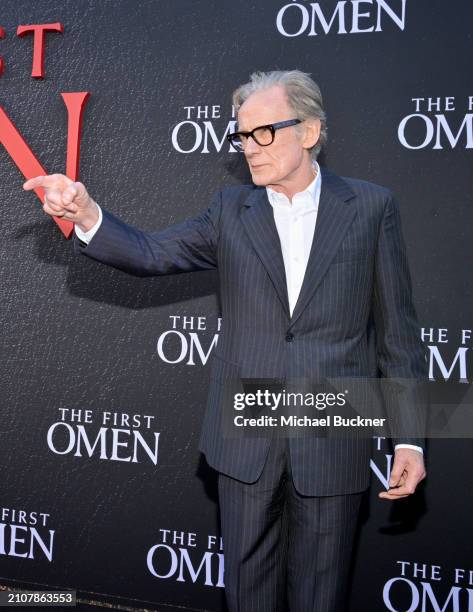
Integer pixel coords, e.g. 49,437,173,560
232,70,327,159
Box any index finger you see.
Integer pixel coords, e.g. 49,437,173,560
23,174,72,191
23,175,48,191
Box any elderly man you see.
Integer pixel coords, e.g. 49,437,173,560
24,70,426,612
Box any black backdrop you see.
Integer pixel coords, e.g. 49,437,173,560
1,1,472,610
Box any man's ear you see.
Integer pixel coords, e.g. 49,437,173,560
302,119,321,150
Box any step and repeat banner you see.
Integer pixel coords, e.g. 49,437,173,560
1,1,472,610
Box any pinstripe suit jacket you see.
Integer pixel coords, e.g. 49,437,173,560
76,166,427,495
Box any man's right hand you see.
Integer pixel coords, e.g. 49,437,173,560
23,173,99,233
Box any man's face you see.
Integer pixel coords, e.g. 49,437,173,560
236,85,318,191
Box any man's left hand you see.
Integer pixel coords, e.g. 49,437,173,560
378,448,426,500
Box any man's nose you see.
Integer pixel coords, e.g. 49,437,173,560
244,136,261,156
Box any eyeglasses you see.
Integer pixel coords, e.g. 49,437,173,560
226,119,302,151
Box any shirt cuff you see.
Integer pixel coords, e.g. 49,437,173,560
394,444,423,455
74,204,103,244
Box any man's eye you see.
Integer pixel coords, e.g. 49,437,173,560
254,128,273,145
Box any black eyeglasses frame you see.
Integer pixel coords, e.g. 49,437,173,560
226,118,302,151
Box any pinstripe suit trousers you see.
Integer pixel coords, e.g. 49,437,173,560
218,436,363,612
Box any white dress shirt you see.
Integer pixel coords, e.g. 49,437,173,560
266,162,321,317
74,167,422,455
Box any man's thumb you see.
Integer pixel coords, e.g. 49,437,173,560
389,463,403,487
72,182,89,205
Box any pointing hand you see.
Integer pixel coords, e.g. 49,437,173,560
23,173,99,232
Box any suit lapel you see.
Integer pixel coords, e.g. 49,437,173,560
239,168,357,324
240,188,290,317
289,167,357,328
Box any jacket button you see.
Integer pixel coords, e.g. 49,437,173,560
285,333,294,342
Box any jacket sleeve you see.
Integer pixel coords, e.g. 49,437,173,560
372,192,428,449
73,190,222,276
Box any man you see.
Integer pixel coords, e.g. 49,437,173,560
24,70,426,611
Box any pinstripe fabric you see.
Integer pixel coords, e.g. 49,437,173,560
218,436,362,612
218,437,288,612
75,165,427,496
75,165,426,610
